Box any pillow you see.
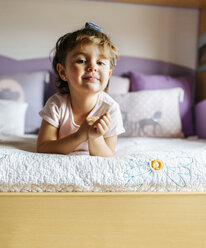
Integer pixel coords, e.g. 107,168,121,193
129,72,194,136
0,99,28,135
0,71,48,133
111,88,184,138
107,76,130,94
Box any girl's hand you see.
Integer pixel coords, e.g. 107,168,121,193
86,116,99,126
76,116,99,141
88,112,112,138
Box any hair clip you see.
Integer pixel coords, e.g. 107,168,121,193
85,22,103,33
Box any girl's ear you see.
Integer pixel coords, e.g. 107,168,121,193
56,63,67,81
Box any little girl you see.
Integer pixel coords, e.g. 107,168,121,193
37,22,125,157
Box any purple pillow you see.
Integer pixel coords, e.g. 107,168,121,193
129,72,195,136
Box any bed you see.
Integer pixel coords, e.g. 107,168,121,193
1,51,206,248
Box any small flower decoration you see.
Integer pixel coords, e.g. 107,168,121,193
151,159,163,171
123,153,193,191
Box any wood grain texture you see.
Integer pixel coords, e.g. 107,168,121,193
0,192,206,248
97,0,206,8
196,72,206,102
199,8,206,35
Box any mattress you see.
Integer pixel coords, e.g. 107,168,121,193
0,134,206,192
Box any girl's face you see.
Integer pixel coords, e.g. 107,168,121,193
58,43,112,95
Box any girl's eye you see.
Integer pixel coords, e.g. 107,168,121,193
76,59,86,64
97,61,105,65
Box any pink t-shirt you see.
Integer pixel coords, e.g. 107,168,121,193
39,92,125,151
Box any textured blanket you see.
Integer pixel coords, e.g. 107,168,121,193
0,134,206,192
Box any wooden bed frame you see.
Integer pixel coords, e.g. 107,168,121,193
1,1,206,247
0,192,206,247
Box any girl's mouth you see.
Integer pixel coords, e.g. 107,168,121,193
83,76,99,82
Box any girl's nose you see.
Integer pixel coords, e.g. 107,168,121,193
88,66,97,72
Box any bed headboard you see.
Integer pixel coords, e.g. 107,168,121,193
0,54,196,103
0,55,195,77
0,54,195,98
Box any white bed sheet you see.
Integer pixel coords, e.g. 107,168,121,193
0,134,206,192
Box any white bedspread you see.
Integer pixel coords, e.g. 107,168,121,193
0,134,206,192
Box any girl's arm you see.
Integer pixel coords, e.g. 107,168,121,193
37,120,88,154
88,135,117,157
88,112,117,157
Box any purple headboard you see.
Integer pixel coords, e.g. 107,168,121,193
0,55,52,74
113,56,195,77
0,55,195,76
0,54,195,100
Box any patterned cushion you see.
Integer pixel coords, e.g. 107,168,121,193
111,88,184,138
129,72,194,136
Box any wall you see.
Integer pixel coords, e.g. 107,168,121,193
0,0,199,69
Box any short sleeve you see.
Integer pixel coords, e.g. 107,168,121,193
104,102,125,138
39,93,65,128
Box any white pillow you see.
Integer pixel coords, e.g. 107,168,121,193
111,88,184,138
107,76,130,94
0,99,28,135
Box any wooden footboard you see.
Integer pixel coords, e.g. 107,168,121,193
0,192,206,248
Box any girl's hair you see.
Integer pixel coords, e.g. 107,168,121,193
51,26,119,94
